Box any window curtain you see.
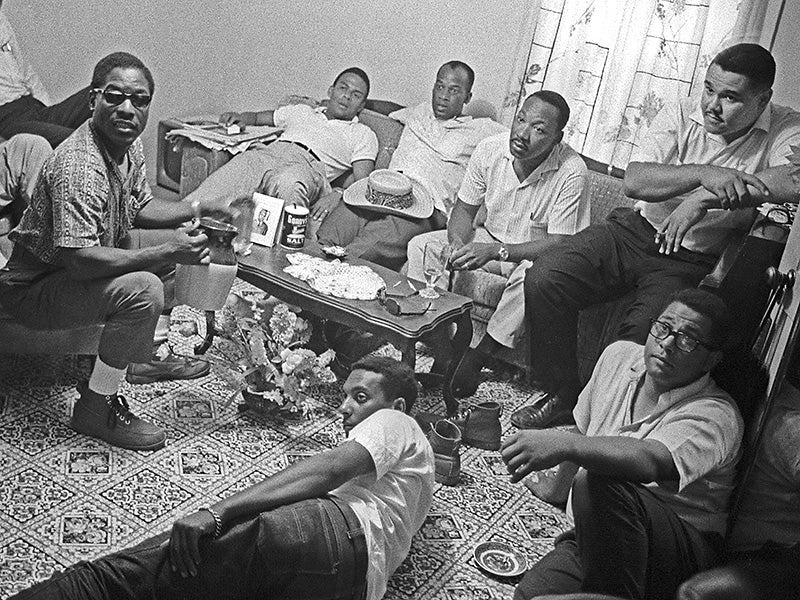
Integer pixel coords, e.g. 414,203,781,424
501,0,772,167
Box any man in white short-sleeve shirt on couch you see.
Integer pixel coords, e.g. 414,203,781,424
183,67,378,211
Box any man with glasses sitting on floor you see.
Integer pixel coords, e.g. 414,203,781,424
503,288,743,600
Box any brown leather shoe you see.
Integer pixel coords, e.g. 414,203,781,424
416,401,502,451
71,382,166,451
427,419,461,486
126,350,210,384
510,393,574,429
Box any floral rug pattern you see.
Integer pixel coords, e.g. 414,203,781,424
0,303,571,599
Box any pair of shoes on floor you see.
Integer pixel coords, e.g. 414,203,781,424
451,348,486,398
510,392,575,429
126,348,210,384
71,382,166,451
416,401,502,451
427,419,462,486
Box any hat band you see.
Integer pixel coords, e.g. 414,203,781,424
366,183,413,210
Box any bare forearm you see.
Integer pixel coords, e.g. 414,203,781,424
210,442,372,526
134,198,194,229
566,435,676,483
447,202,477,245
699,164,798,208
625,162,708,201
242,110,275,127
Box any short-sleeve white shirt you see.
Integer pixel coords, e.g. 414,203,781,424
458,132,590,243
0,11,50,106
635,98,800,256
574,340,743,535
273,104,378,182
330,409,434,600
388,102,507,215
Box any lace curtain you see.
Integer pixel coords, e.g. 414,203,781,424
501,0,773,167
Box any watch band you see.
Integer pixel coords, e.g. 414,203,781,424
497,244,509,261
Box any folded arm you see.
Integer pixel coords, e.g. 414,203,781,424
168,440,376,577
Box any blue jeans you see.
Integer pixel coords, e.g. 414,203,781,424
9,497,368,600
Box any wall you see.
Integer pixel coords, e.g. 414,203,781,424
5,0,528,180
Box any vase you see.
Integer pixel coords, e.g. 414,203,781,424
239,386,304,421
176,217,239,310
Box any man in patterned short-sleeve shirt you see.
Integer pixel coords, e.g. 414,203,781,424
0,52,229,451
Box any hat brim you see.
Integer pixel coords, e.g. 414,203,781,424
343,176,434,219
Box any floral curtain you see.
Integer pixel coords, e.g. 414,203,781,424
501,0,772,167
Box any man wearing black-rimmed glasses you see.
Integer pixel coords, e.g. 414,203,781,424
0,52,229,451
503,288,744,600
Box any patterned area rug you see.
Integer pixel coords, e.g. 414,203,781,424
0,305,571,599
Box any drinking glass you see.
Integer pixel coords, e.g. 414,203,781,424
420,241,451,299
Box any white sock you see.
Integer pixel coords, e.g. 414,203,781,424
153,314,171,345
88,358,126,396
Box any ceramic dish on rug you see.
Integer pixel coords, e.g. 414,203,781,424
473,541,527,577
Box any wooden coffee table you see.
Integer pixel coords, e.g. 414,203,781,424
236,240,473,416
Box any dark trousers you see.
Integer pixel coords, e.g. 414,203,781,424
515,471,723,600
525,207,717,400
0,87,92,147
10,497,368,600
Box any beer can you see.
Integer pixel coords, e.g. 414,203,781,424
280,203,309,249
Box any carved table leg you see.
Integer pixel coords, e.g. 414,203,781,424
194,310,216,355
442,311,473,416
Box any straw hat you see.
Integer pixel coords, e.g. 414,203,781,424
343,169,434,219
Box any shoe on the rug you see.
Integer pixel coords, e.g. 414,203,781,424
451,348,486,398
416,401,502,451
126,350,210,384
71,382,166,451
510,393,574,430
427,419,461,486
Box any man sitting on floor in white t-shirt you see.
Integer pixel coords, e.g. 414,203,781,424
183,67,378,212
10,356,435,600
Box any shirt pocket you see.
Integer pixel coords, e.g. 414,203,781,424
529,219,548,241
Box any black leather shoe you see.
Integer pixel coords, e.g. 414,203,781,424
510,393,574,429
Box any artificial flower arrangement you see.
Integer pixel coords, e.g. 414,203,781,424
179,290,336,418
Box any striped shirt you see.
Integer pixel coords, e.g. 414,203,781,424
459,132,589,244
388,102,507,215
8,120,153,268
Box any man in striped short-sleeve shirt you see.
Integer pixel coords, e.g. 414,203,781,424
406,91,589,389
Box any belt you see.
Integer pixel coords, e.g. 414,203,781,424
277,139,320,162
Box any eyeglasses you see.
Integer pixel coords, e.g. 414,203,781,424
649,319,715,353
377,288,432,316
93,87,152,109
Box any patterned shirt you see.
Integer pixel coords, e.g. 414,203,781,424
388,102,507,215
8,120,152,271
635,98,800,255
459,132,589,243
0,10,50,106
274,104,378,181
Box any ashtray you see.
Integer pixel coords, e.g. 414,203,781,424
321,245,347,258
473,541,527,578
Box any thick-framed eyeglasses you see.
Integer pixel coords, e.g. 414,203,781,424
649,319,715,353
377,288,432,316
93,87,152,109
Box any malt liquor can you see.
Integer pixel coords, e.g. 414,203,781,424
279,203,309,249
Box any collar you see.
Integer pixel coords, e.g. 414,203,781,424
689,100,772,138
503,142,564,185
88,120,132,177
421,102,473,128
627,352,714,414
316,105,360,123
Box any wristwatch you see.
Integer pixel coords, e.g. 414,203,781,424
497,244,509,261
